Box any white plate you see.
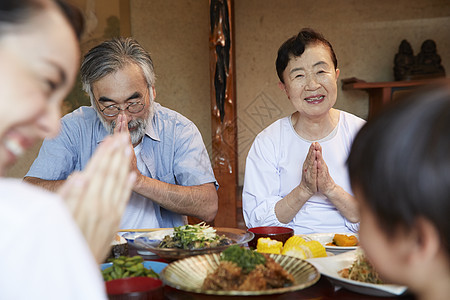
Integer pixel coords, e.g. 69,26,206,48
307,250,408,297
301,233,359,254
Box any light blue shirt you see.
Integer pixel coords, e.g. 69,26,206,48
26,103,217,229
243,111,365,234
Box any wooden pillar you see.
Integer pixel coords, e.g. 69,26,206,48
119,0,131,37
209,0,237,228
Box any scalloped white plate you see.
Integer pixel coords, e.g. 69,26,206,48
161,253,320,296
307,250,408,297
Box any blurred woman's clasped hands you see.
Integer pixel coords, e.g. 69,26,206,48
59,133,136,262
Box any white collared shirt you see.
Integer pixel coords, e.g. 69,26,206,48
242,111,365,234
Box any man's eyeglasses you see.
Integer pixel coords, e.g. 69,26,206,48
100,101,145,117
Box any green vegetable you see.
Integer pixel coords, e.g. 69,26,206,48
159,222,229,250
220,245,266,273
101,256,159,281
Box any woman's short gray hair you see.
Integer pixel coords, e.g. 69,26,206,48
80,37,155,107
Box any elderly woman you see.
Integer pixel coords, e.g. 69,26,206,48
243,28,365,234
0,0,134,298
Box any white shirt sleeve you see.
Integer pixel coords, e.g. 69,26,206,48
0,179,107,300
243,133,286,228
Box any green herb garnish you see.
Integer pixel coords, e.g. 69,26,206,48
220,245,266,273
159,222,223,249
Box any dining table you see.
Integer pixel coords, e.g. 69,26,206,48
127,246,417,300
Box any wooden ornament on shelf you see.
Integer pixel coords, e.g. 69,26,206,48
394,39,446,81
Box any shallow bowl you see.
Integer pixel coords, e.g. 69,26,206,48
105,277,163,300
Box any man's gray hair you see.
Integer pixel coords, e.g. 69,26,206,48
80,37,155,107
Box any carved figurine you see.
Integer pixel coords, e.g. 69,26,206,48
394,39,446,81
412,39,446,78
394,40,415,81
210,0,231,122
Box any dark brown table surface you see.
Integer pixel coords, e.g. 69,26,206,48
128,247,416,300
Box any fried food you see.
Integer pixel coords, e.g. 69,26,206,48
202,246,294,291
202,261,242,290
326,233,359,247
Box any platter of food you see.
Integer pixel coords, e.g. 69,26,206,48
306,249,408,297
125,223,254,261
301,233,359,254
160,245,320,296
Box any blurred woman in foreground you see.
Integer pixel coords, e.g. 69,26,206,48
348,84,450,300
0,0,134,298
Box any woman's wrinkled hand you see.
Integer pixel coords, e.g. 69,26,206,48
299,142,319,196
58,132,135,263
315,143,337,197
299,142,337,198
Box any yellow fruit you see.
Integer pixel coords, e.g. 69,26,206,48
281,245,307,259
256,237,283,254
304,240,327,258
284,235,307,248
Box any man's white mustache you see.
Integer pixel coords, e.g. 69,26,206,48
111,119,142,129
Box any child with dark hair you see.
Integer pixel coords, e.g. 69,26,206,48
348,84,450,300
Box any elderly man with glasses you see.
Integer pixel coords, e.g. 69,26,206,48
24,37,218,229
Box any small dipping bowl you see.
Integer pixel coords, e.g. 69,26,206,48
122,232,157,256
247,226,294,249
105,277,163,300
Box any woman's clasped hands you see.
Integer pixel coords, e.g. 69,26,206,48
300,142,337,198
